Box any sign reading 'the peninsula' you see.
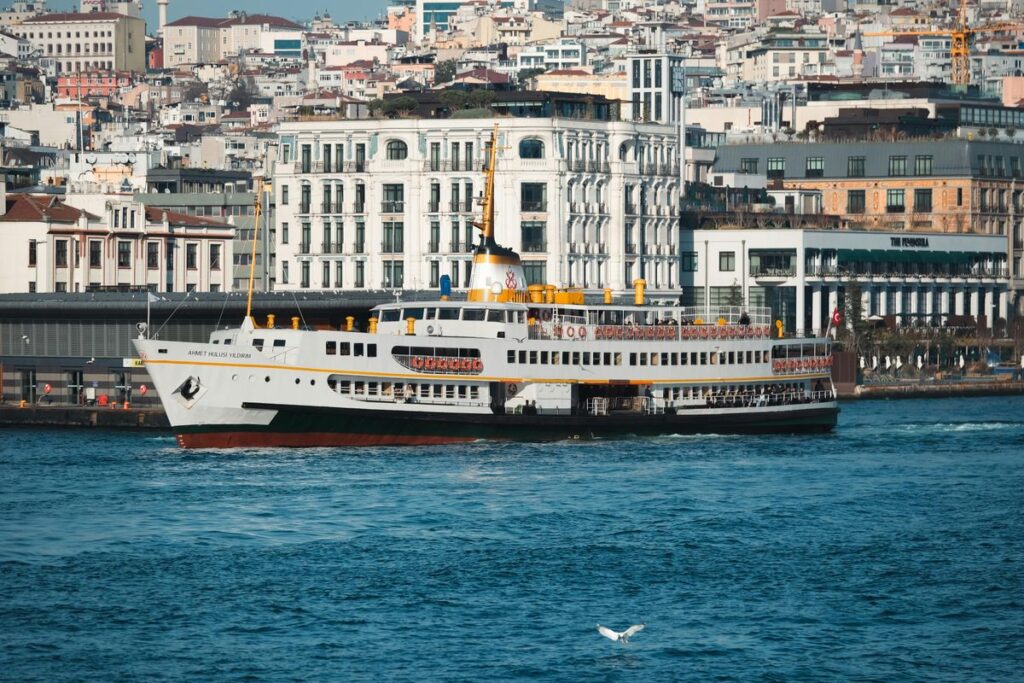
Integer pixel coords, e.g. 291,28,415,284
890,237,930,248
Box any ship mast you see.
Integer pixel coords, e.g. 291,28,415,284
476,123,499,244
245,178,262,324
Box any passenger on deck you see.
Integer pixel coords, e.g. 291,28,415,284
739,311,751,326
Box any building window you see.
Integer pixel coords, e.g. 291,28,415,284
739,158,758,174
886,189,905,212
957,187,963,206
521,221,546,252
681,251,698,272
523,261,546,285
89,240,101,268
281,185,288,205
210,243,221,270
147,242,159,270
117,241,131,268
355,261,364,288
322,261,330,287
383,221,404,253
519,138,544,159
28,239,37,267
335,261,343,288
385,139,408,160
382,184,404,213
383,260,404,288
805,157,823,178
888,156,907,177
281,222,289,244
186,243,197,270
914,155,933,176
719,251,735,272
914,188,933,212
847,190,866,214
281,261,289,284
847,156,865,178
767,157,785,179
521,182,547,212
301,261,310,288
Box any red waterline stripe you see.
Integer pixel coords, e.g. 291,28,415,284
176,431,476,449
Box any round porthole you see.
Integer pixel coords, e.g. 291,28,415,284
295,378,301,384
264,376,270,382
310,379,316,386
231,374,238,381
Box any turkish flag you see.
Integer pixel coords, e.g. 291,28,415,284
831,308,843,326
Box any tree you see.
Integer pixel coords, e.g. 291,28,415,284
383,96,417,117
434,59,457,85
466,89,495,109
516,68,545,87
367,98,385,117
439,89,469,112
227,76,256,111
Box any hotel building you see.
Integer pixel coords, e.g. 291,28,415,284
273,107,681,295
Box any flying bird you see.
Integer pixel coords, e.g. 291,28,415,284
597,624,645,644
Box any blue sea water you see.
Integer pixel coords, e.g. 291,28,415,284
2,397,1023,682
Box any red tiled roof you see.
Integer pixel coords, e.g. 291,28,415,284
453,67,510,84
165,15,223,28
166,14,302,30
0,195,96,223
144,207,231,228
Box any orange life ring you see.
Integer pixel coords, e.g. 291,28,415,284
411,356,424,370
472,358,483,372
594,327,603,340
461,358,473,372
566,326,575,338
424,357,436,371
437,358,448,371
578,326,587,339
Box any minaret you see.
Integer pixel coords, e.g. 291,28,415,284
157,0,169,37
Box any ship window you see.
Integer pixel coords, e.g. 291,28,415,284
340,343,351,356
379,309,401,322
487,309,504,323
671,353,678,365
470,386,479,400
699,352,707,365
552,352,561,365
572,352,580,365
403,307,425,320
518,350,526,363
439,308,460,320
629,353,637,366
662,353,669,366
508,350,516,363
368,382,378,395
728,352,735,364
463,308,485,321
541,351,549,364
612,353,621,366
445,385,455,399
355,382,364,395
224,339,232,345
340,381,350,393
530,351,538,364
640,354,648,366
592,353,600,366
720,352,726,365
253,338,264,351
458,385,467,399
369,344,377,357
274,339,286,348
213,340,220,345
354,343,364,356
326,341,336,355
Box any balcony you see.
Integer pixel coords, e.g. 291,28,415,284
426,241,440,254
380,241,404,254
298,203,311,215
449,200,474,213
344,161,367,173
424,160,450,172
299,242,311,255
351,241,366,254
381,201,405,213
352,202,366,213
321,202,335,214
749,266,795,279
625,204,637,216
428,201,441,213
522,241,547,253
569,160,587,173
521,201,547,213
625,243,637,255
886,204,905,213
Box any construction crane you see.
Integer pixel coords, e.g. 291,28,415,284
864,0,1024,87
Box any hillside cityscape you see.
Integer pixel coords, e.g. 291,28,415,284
0,0,1023,407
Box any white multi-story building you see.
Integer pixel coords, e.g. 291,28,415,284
0,182,235,294
163,13,303,68
273,115,681,295
682,227,1011,336
12,10,145,74
515,39,587,72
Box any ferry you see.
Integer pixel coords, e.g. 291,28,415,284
135,127,839,448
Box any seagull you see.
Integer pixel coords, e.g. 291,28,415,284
597,624,645,644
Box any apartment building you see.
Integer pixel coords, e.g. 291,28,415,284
710,139,1024,315
0,185,234,294
163,13,303,68
13,11,145,74
273,112,680,295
